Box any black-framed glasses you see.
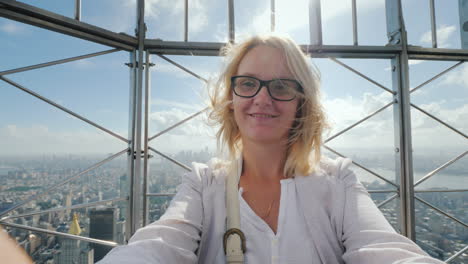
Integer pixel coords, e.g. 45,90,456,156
231,75,303,101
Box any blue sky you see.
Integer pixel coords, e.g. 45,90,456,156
0,0,467,162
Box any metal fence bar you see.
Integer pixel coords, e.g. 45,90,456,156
148,147,192,171
184,0,188,42
368,190,398,193
429,0,437,48
143,51,151,226
0,221,119,247
411,103,467,139
329,57,395,94
0,49,120,76
387,0,416,240
1,197,128,220
0,149,128,217
148,107,209,141
228,0,235,43
325,101,394,143
0,76,129,143
0,1,136,50
377,193,398,208
146,41,402,57
271,0,275,32
323,145,399,188
445,244,468,263
146,193,176,197
414,151,467,187
352,0,358,46
156,54,208,83
309,0,323,45
415,189,468,193
75,0,81,21
410,61,463,94
415,196,467,228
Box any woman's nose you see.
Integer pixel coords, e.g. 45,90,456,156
253,85,273,105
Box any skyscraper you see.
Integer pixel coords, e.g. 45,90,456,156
89,207,116,262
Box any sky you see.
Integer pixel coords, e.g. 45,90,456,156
0,0,467,168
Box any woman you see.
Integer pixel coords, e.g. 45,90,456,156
99,35,444,263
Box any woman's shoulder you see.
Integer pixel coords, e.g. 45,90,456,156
187,157,231,187
306,156,355,184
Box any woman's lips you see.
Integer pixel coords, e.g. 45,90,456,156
248,113,278,118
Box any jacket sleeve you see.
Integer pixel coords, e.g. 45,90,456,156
97,162,206,264
338,158,445,264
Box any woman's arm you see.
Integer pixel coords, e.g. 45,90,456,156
338,159,445,264
98,162,206,264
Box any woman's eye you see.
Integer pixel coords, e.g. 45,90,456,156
241,81,256,87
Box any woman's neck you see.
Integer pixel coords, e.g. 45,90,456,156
241,140,288,182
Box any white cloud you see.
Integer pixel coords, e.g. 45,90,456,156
151,98,205,112
323,91,467,150
239,0,384,39
0,125,127,155
143,0,208,35
0,22,26,34
149,108,217,154
420,25,456,48
441,63,468,88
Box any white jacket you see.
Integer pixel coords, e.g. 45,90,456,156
99,157,444,264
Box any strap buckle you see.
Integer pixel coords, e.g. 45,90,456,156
223,228,246,254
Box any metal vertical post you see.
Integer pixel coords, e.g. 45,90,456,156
142,51,151,226
352,0,358,45
386,0,416,241
309,0,323,46
126,50,137,242
127,0,146,238
271,0,275,32
429,0,437,48
184,0,188,42
75,0,81,21
228,0,235,43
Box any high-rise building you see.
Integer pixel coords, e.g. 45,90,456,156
89,207,116,262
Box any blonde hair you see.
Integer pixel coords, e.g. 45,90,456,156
208,34,328,177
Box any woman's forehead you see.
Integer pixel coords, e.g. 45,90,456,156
236,45,293,79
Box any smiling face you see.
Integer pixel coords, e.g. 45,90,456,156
231,45,299,145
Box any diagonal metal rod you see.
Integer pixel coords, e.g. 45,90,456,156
1,197,128,221
377,193,398,208
325,101,394,143
410,61,463,94
368,190,398,193
0,221,119,247
0,148,128,217
329,57,395,94
414,151,467,187
148,107,209,141
415,196,467,228
323,145,399,188
0,49,119,76
445,244,468,263
415,188,468,193
156,55,208,83
0,76,128,143
148,147,192,171
411,103,467,139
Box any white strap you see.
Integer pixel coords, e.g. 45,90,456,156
224,158,245,264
